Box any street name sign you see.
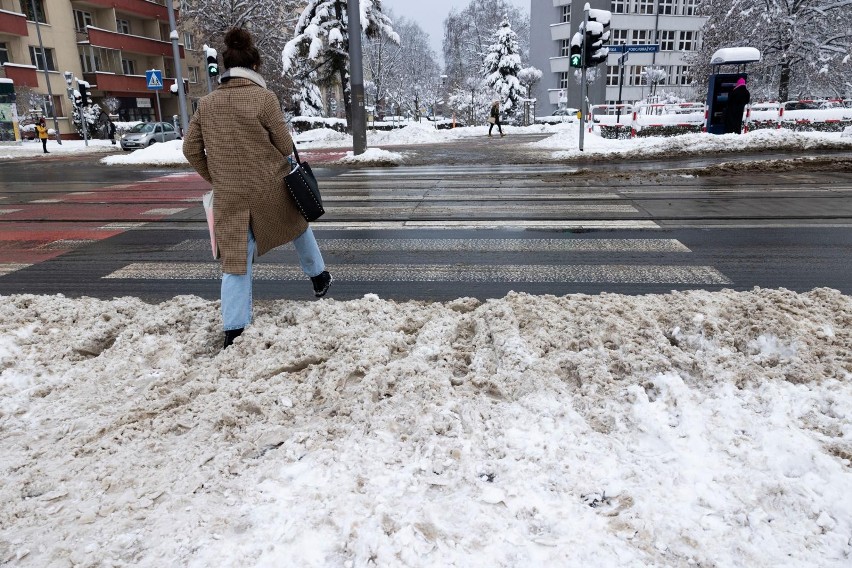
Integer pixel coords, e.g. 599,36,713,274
607,44,660,54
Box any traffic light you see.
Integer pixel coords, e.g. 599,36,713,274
78,81,91,107
570,32,583,68
584,8,611,68
206,47,218,77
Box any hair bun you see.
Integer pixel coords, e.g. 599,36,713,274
224,28,253,50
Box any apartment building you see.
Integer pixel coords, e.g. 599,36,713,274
530,0,708,112
0,0,194,136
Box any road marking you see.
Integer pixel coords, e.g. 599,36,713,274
285,220,660,230
30,199,62,203
338,166,578,177
106,262,731,285
324,204,638,216
100,222,148,229
321,194,623,201
0,209,22,215
40,239,98,250
0,263,30,276
69,191,96,195
143,208,187,216
170,238,691,253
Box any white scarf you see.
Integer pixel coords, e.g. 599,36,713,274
219,67,267,89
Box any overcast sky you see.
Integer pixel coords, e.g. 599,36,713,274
382,0,530,57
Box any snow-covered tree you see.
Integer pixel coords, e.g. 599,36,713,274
443,0,530,90
692,0,852,101
483,18,524,115
448,78,494,125
517,66,542,98
283,0,398,127
180,0,301,104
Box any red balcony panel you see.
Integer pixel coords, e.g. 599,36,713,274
87,27,184,58
84,71,185,95
3,64,39,87
73,0,176,21
0,9,28,36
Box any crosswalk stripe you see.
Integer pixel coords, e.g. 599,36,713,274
322,204,639,216
169,238,691,253
0,263,30,276
105,262,731,285
309,220,660,229
338,166,578,177
320,194,623,201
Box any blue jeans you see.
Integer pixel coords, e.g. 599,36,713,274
221,226,325,330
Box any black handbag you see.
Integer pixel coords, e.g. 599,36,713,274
285,146,324,222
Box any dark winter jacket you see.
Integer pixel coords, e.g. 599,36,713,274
489,104,501,123
724,85,751,134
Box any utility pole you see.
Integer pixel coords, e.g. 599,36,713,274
30,0,61,144
347,0,367,155
165,0,190,135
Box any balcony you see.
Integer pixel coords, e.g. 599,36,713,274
83,71,186,95
71,0,175,21
550,21,571,41
85,26,184,58
2,63,39,87
0,9,28,36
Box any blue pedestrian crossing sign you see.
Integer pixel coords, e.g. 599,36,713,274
145,69,163,90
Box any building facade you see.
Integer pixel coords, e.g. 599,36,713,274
0,0,195,136
530,0,707,113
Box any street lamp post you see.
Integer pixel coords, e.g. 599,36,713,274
30,0,61,145
347,0,367,155
165,0,190,135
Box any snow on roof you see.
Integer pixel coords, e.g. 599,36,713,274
710,47,761,65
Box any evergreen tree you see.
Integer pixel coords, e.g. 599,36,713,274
283,0,397,127
482,18,524,115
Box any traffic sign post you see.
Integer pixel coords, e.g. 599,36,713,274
146,70,165,142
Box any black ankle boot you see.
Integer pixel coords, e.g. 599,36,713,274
223,328,244,348
310,271,332,298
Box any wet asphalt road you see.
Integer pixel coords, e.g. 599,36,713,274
0,148,850,302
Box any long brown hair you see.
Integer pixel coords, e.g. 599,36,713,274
222,28,260,70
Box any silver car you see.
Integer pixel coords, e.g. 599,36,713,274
120,122,180,150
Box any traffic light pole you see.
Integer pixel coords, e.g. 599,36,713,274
347,0,367,156
579,5,589,152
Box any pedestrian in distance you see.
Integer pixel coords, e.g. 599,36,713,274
488,100,504,137
107,118,117,145
183,27,332,349
35,118,49,153
724,77,751,134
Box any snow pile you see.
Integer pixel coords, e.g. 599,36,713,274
0,139,118,159
101,140,187,166
534,126,852,159
337,147,404,165
294,127,349,145
1,288,850,566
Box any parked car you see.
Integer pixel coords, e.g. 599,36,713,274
120,122,180,150
534,107,580,125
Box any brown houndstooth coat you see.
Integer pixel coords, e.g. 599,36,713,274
183,77,307,274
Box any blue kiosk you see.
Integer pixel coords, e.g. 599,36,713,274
705,47,761,135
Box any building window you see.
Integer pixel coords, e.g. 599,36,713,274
20,0,46,23
637,0,654,14
183,32,194,50
73,10,93,33
44,95,64,118
560,39,571,57
610,29,628,45
121,59,136,75
558,72,570,90
606,65,619,87
0,43,9,65
79,49,102,73
678,31,695,51
631,30,651,45
28,45,56,71
612,0,629,14
189,66,198,83
561,5,571,23
659,0,675,14
164,58,175,78
116,19,131,35
682,0,697,16
660,30,676,51
630,65,643,86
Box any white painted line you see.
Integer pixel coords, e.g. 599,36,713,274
69,191,96,195
400,220,659,229
0,263,30,276
30,199,62,203
321,194,622,201
143,208,187,216
106,262,732,285
169,238,691,253
0,209,22,215
40,239,97,250
99,222,148,230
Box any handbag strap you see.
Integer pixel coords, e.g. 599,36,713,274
292,145,303,165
